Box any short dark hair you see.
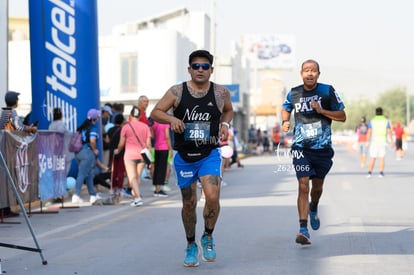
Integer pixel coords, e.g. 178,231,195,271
5,91,20,107
114,114,125,125
113,103,124,112
375,107,383,115
53,108,63,121
301,59,320,73
189,50,214,65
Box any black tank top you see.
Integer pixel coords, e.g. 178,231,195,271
173,82,221,162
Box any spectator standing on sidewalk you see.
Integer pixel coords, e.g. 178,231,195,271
48,107,73,203
48,107,73,173
136,95,152,180
151,120,173,197
247,124,257,152
281,59,346,245
393,121,405,160
366,107,393,178
150,50,233,267
0,91,37,217
108,114,126,196
110,103,124,124
101,105,113,166
114,106,151,207
229,127,244,168
72,108,101,204
0,91,37,134
137,95,150,125
262,129,271,153
355,116,369,168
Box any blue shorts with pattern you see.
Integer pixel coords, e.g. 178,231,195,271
291,147,334,179
174,148,222,189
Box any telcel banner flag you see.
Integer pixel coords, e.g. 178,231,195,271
29,0,100,132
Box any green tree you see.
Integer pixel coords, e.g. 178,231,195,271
332,86,409,131
376,86,407,125
332,98,374,131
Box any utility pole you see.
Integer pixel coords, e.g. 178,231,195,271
210,0,216,81
406,89,411,126
210,0,216,54
0,0,8,99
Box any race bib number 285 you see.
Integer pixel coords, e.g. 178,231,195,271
184,122,210,141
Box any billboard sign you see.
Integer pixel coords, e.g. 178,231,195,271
243,34,296,69
28,0,100,132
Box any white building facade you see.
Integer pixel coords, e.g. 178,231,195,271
9,8,292,144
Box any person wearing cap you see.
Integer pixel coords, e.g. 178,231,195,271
0,91,37,218
0,91,37,133
150,50,233,267
102,105,113,123
71,108,101,204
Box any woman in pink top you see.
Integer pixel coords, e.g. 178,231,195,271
152,120,173,197
114,106,152,207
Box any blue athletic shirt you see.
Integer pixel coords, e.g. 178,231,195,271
81,124,99,145
282,83,345,150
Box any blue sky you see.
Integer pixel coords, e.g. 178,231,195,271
8,0,414,101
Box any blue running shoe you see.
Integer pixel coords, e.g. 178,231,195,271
309,204,320,230
184,242,199,267
200,235,216,262
296,227,311,245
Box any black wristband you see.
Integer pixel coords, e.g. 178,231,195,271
282,120,289,125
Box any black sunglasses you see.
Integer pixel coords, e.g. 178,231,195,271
191,63,211,70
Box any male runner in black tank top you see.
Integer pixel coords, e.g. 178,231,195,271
151,50,233,267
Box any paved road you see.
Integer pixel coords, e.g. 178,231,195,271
1,144,414,274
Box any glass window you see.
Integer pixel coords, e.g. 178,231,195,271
120,53,137,93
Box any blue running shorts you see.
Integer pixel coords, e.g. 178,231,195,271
174,148,222,189
291,147,334,179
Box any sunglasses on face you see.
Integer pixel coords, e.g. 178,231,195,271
191,63,211,70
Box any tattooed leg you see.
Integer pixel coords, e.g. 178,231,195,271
181,182,198,240
200,175,221,231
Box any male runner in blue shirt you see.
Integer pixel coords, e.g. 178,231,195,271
281,59,346,245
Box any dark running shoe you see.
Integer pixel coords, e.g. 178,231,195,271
157,190,168,198
296,227,311,245
153,190,168,198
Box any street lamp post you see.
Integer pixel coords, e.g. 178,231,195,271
406,90,411,126
0,0,8,99
210,0,216,82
